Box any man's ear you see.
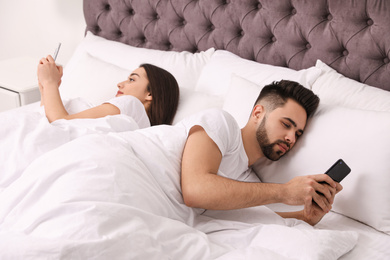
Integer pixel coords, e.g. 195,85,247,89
252,104,265,121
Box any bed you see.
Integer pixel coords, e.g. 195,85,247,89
0,0,389,259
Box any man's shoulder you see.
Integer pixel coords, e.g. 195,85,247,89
178,108,240,134
196,108,237,124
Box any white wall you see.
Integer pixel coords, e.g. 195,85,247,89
0,0,86,66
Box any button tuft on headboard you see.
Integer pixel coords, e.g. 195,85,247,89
367,19,373,26
291,8,297,15
94,26,101,33
104,4,111,11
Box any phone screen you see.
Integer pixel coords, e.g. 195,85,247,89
325,159,351,182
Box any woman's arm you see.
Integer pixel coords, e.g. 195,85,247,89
38,55,120,122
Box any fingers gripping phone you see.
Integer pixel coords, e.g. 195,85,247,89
325,159,351,183
314,159,351,208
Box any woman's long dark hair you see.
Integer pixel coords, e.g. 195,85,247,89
140,64,179,126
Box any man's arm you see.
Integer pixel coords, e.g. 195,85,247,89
181,126,338,212
181,125,283,209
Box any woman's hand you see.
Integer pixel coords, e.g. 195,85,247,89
37,55,63,89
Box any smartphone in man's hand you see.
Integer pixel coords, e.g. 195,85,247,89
325,159,351,183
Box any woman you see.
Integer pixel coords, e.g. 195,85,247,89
38,55,179,127
0,57,180,192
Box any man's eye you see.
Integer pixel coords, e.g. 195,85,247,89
283,122,290,128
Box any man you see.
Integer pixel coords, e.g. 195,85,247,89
181,80,342,225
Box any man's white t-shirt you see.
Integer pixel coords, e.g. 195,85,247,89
178,109,258,182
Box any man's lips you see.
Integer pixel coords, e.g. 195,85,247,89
277,143,289,153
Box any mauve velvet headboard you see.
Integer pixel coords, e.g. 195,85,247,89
83,0,390,91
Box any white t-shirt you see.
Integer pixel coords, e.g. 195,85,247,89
64,95,150,129
178,109,258,182
105,95,150,129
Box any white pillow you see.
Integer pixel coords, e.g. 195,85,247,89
312,60,390,112
195,50,321,97
173,88,223,125
222,74,261,128
253,104,390,234
61,31,215,105
60,52,129,105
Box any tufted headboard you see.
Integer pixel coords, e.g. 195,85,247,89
84,0,390,91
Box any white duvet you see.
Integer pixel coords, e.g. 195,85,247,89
0,101,140,193
0,122,358,259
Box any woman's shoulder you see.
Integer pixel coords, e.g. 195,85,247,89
104,95,150,128
106,95,142,105
104,95,144,111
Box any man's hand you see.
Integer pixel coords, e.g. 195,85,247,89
282,174,342,215
277,201,329,226
302,200,329,225
303,180,343,225
278,177,342,225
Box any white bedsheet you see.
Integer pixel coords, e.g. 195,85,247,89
0,125,358,259
317,212,390,260
0,101,140,193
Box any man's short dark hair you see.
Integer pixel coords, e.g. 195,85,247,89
254,80,320,118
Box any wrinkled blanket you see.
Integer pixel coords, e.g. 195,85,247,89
0,101,139,192
0,124,358,259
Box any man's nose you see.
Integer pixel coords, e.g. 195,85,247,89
285,132,295,146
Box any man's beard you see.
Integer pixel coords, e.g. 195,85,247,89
256,117,290,161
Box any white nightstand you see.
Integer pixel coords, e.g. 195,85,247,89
0,56,40,112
